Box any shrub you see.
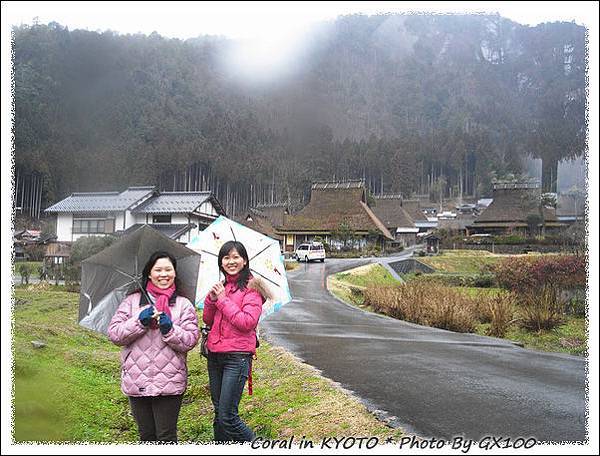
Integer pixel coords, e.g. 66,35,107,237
493,255,586,292
492,235,529,245
70,235,117,264
563,290,586,317
24,244,46,261
64,265,81,292
472,273,496,288
519,285,564,332
486,292,517,338
18,263,33,284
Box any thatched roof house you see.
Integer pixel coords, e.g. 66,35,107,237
276,180,393,251
255,203,288,227
470,181,559,234
371,195,418,246
238,207,282,242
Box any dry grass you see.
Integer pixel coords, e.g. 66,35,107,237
519,285,565,332
485,292,518,338
363,282,479,333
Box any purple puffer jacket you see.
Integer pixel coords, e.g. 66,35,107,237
203,275,263,354
108,292,199,397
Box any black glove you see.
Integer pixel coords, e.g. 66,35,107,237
159,313,173,335
138,306,155,327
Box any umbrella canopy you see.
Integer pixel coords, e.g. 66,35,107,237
187,216,292,320
79,225,201,334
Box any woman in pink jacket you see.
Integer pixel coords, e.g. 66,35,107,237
108,251,199,442
203,240,264,442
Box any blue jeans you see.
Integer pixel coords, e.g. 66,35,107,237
207,352,255,442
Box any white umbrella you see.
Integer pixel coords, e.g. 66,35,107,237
188,216,292,320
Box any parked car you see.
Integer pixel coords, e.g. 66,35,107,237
294,242,326,262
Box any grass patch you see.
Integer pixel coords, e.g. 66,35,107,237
476,316,587,356
329,264,398,307
12,286,400,443
334,264,397,288
416,250,506,274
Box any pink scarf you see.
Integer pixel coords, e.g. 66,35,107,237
145,281,175,328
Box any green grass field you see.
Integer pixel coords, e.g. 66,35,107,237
12,285,401,443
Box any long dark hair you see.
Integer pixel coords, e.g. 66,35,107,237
218,241,251,290
141,250,180,291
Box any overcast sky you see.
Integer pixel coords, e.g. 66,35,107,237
2,1,598,40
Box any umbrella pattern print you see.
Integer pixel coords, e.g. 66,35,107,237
188,216,292,320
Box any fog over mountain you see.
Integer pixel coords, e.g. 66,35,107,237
13,13,587,216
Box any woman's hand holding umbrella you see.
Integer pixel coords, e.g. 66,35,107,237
139,306,156,327
139,306,167,329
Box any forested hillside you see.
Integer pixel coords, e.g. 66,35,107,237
13,14,586,217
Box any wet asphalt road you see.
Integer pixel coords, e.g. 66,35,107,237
260,258,587,442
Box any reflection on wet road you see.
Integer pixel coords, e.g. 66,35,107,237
261,258,587,441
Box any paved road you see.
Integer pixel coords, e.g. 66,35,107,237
261,257,587,442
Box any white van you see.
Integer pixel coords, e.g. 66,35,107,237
294,242,326,262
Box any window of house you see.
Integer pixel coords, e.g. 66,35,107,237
152,214,172,224
73,218,106,234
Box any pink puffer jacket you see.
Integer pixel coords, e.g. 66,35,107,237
108,292,199,397
203,275,264,354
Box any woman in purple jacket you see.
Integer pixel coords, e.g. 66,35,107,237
203,240,264,442
108,251,199,442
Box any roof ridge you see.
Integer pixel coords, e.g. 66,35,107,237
157,191,212,195
374,194,403,199
71,192,119,196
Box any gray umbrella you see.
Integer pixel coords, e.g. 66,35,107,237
79,225,201,334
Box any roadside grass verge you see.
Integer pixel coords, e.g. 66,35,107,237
12,286,400,443
328,264,397,307
476,316,587,356
329,265,587,356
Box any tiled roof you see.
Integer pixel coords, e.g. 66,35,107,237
131,192,213,214
371,196,416,229
45,187,155,213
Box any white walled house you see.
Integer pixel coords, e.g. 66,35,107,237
44,187,226,248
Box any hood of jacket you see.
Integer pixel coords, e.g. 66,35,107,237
247,276,274,303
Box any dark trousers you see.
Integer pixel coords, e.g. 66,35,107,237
207,352,255,442
128,394,183,442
